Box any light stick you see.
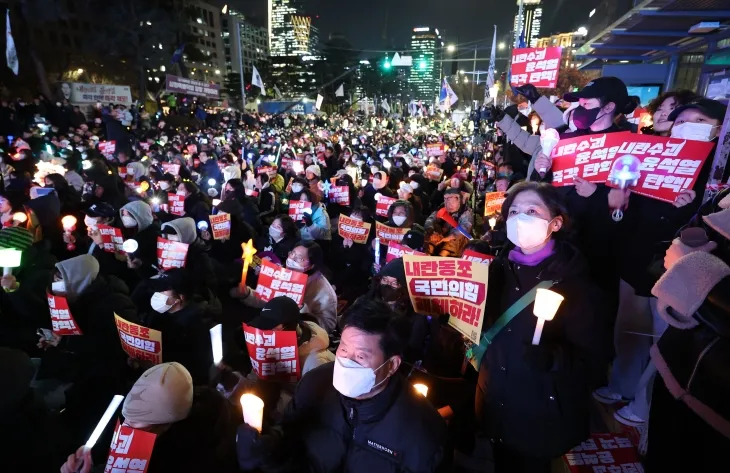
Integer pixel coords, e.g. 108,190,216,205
0,248,22,276
539,128,560,176
210,324,223,364
488,217,497,229
532,289,564,345
239,239,257,289
240,393,264,432
122,239,139,254
85,395,124,448
374,237,380,263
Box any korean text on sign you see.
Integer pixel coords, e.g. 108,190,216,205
243,324,300,383
288,200,312,222
510,47,562,88
255,259,308,306
114,313,162,365
425,165,444,181
161,163,180,176
167,194,185,216
376,195,397,217
462,249,494,265
483,191,506,216
375,221,410,245
338,214,372,244
404,255,489,343
210,213,231,240
329,186,350,206
47,293,82,335
97,224,124,253
156,238,189,270
104,422,157,473
426,143,446,157
563,433,641,473
98,141,116,158
386,242,425,263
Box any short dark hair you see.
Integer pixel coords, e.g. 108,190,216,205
501,181,571,236
647,89,699,115
295,240,325,274
273,214,299,239
257,172,269,184
340,299,410,359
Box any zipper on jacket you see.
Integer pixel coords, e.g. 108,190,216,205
349,407,357,440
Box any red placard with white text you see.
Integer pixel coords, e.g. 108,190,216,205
510,47,562,88
210,213,231,240
156,237,188,269
114,313,163,364
118,166,128,178
461,249,494,265
338,215,371,244
254,259,308,306
47,292,82,335
161,162,180,176
288,200,312,222
484,191,506,216
97,224,124,253
258,166,277,177
375,221,410,245
404,255,489,343
376,195,397,217
167,193,186,216
425,165,444,181
105,422,157,473
243,324,300,382
550,133,714,203
98,140,116,158
563,433,641,473
386,242,426,263
426,143,446,157
329,186,350,206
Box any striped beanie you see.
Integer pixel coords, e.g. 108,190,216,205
0,227,34,251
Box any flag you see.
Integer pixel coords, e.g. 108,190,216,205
171,44,185,65
381,99,390,113
335,83,344,97
518,29,526,49
273,84,283,100
5,10,17,75
439,78,458,109
315,94,324,110
251,66,266,96
485,25,497,103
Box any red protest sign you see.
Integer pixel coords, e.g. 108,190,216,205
404,255,489,343
484,191,506,216
329,186,350,206
105,422,157,473
338,215,371,244
462,249,494,265
47,292,82,335
243,324,300,383
210,213,231,240
97,224,124,253
114,313,162,364
156,237,188,270
425,165,444,181
258,166,277,177
550,132,633,185
98,140,116,158
161,162,180,176
375,221,410,245
510,47,562,88
563,433,641,473
167,193,186,216
118,166,128,178
254,259,308,306
376,195,397,217
426,143,446,157
288,200,312,222
187,143,198,154
386,242,425,263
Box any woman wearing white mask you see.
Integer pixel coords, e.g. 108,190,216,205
257,214,300,263
475,182,609,473
234,241,337,333
362,170,396,215
641,90,698,136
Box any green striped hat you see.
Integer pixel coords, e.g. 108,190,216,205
0,227,33,252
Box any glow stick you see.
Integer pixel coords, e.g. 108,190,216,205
85,395,124,448
413,383,428,397
374,238,380,262
0,248,22,276
210,324,223,364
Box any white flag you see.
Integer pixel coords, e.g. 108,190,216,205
315,94,324,110
251,66,265,96
273,84,283,100
335,83,344,97
485,25,497,103
6,10,17,75
381,99,391,113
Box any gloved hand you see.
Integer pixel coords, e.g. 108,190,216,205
504,104,519,119
512,84,541,104
523,344,558,372
490,106,505,122
301,213,313,227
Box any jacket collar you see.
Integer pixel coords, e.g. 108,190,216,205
340,372,402,424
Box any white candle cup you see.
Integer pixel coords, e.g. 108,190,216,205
210,324,223,365
413,383,428,397
240,393,264,433
532,288,564,345
3,267,11,276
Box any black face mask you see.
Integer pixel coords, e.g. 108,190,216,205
379,285,403,302
571,105,602,130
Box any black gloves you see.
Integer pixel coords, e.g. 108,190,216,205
301,213,313,227
512,84,541,104
523,344,559,372
503,104,519,120
490,106,505,122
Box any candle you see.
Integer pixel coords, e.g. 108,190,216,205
532,289,564,345
0,248,22,276
240,393,264,432
239,239,257,289
12,212,27,224
413,383,428,397
488,217,496,229
210,324,223,365
122,239,139,254
61,215,77,232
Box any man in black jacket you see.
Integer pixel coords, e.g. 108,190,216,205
236,299,449,473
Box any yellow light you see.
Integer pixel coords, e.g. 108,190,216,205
240,393,264,432
61,215,77,231
413,383,429,397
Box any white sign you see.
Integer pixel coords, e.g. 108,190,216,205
315,94,324,111
60,82,133,105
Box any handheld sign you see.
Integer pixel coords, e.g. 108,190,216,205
255,259,308,306
243,323,300,383
210,213,231,240
48,292,83,335
167,194,186,216
338,215,371,244
375,221,410,245
105,422,157,473
156,237,189,269
375,195,397,218
114,313,163,364
288,200,312,222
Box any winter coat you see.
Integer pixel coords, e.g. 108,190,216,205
257,183,277,222
476,241,609,458
256,232,298,264
299,203,332,242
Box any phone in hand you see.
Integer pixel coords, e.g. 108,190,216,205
37,328,54,339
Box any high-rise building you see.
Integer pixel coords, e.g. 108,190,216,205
408,27,442,102
269,0,313,56
184,0,226,86
513,0,543,48
222,9,269,76
534,30,588,69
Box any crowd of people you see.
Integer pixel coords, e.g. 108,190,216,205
1,75,729,473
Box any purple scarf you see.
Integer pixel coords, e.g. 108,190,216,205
508,239,556,266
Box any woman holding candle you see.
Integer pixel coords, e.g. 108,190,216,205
475,181,609,473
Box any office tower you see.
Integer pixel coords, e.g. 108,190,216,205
408,27,443,102
513,0,543,48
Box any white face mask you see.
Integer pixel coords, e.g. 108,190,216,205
165,234,181,242
121,215,137,228
332,356,390,398
176,190,187,196
150,292,174,313
506,213,552,250
670,122,717,142
392,215,407,226
410,181,419,190
286,257,308,272
51,280,66,294
373,178,386,190
159,181,170,190
269,227,284,242
84,216,98,231
291,183,304,193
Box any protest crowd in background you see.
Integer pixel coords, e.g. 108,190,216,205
0,76,729,473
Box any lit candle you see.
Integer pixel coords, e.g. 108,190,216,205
0,248,22,276
532,289,564,345
239,239,257,289
413,383,428,397
488,217,497,229
61,215,78,251
12,212,27,224
240,393,264,432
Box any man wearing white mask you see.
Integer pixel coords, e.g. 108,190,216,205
235,299,448,473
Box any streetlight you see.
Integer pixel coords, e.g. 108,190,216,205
498,42,505,50
418,60,427,70
160,65,166,72
458,70,465,75
463,77,469,83
576,27,588,36
447,44,455,52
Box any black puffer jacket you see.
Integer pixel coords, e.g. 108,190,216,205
476,240,610,458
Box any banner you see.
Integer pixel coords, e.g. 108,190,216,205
165,74,220,99
338,215,371,244
329,185,350,206
105,422,157,473
426,143,446,157
254,259,308,306
243,324,300,383
156,237,188,270
462,249,494,265
375,195,397,217
61,82,132,105
386,242,425,263
375,221,410,245
161,162,180,176
281,157,305,173
98,141,116,158
563,433,640,473
288,200,312,222
97,224,124,254
551,133,714,203
404,255,489,343
484,191,506,216
47,292,82,335
509,47,562,88
114,313,162,364
258,166,277,177
210,213,231,240
425,165,444,181
167,193,186,216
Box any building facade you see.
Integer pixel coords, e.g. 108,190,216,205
184,0,226,86
513,0,543,48
269,0,313,57
222,9,269,76
534,30,588,69
408,27,443,102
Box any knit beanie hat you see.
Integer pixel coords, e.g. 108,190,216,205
122,362,193,425
0,227,33,251
703,208,730,241
305,165,321,177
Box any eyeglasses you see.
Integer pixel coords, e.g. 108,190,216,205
288,250,309,264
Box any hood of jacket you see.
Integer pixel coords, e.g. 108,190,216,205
55,254,99,301
162,217,197,245
121,200,154,231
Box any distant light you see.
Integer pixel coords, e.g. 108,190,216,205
463,77,469,83
196,18,203,24
221,4,228,14
435,29,440,36
459,70,465,75
498,42,506,50
158,43,163,49
215,69,221,75
447,44,455,52
576,27,588,36
154,77,160,83
383,61,391,69
146,20,152,25
589,9,596,17
160,65,166,72
418,60,427,70
76,68,84,74
413,27,430,32
619,60,629,63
